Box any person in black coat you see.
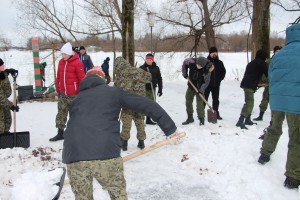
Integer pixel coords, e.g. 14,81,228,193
236,49,268,129
140,53,163,125
62,68,178,200
205,47,226,120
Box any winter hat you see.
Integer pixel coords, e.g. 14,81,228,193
61,42,73,55
0,58,4,66
273,45,282,53
79,46,85,50
86,66,105,78
145,53,154,61
209,47,218,54
105,57,110,62
196,57,208,68
255,49,268,61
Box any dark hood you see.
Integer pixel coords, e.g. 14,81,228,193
78,75,106,92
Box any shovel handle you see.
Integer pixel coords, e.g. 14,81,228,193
187,78,214,112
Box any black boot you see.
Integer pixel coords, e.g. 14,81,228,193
146,116,157,125
49,128,64,142
182,114,194,125
121,138,128,151
217,111,222,120
284,177,300,189
253,111,264,121
258,153,270,165
236,115,247,129
198,117,205,126
137,140,145,149
245,115,257,125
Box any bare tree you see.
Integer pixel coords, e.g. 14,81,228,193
14,0,82,44
251,0,270,59
158,0,247,56
272,0,300,23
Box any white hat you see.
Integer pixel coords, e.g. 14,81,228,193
61,42,73,55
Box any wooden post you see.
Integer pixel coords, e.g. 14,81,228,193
52,42,56,85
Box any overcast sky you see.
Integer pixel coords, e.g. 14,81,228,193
1,0,299,46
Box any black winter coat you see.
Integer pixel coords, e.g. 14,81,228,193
140,62,163,92
62,75,176,164
207,56,226,86
240,56,268,91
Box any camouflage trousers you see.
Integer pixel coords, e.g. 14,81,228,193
67,157,127,200
0,106,12,134
261,110,286,156
240,88,254,117
185,87,205,118
261,111,300,180
258,87,269,112
120,108,146,141
55,94,76,129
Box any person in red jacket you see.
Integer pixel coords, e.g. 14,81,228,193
49,42,85,142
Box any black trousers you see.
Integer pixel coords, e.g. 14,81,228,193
204,85,220,111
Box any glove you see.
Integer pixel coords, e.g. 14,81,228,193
56,92,61,98
10,105,19,112
183,75,188,79
5,68,18,77
198,89,205,96
157,90,163,97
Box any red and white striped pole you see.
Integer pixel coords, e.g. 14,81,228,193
32,37,42,91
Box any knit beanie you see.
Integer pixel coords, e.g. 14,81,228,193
79,46,85,50
145,53,154,61
0,58,4,66
61,42,73,55
196,57,208,68
86,66,105,78
209,47,218,54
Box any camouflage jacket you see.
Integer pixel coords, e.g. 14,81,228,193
0,71,13,108
114,57,151,96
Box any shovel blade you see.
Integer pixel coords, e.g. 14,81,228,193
0,131,30,149
207,109,217,124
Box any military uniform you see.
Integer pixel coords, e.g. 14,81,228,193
0,71,13,134
114,57,151,143
181,57,213,125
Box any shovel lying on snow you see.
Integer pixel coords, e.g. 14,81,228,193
63,132,186,185
187,78,217,124
0,74,30,149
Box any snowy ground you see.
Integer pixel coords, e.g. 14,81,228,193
0,50,299,200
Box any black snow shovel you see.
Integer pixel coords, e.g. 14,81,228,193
0,74,30,149
187,78,217,124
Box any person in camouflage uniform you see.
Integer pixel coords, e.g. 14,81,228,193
181,57,214,126
253,46,282,122
62,67,177,199
258,24,300,189
0,59,19,134
114,57,152,151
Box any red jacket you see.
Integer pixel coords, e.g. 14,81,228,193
56,53,85,95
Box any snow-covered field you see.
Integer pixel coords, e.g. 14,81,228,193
0,50,298,200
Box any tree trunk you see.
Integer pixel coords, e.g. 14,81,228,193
251,0,270,60
122,0,135,66
201,0,216,50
